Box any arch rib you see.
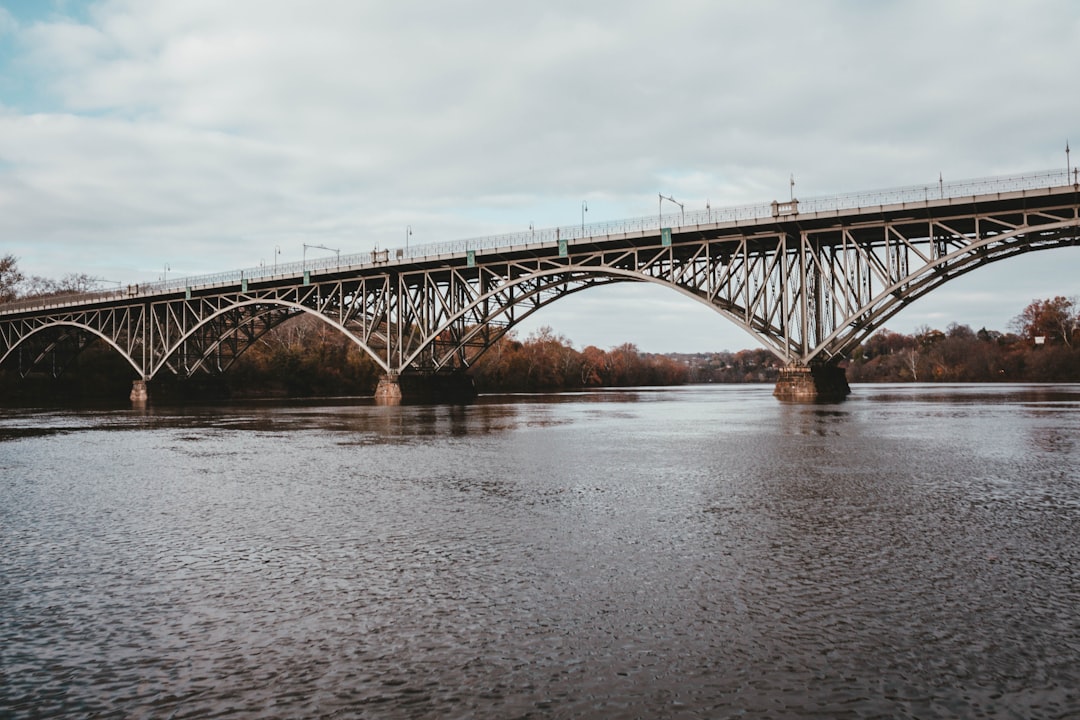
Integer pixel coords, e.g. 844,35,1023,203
0,321,143,378
147,299,392,379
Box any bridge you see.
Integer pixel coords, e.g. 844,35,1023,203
2,169,1078,402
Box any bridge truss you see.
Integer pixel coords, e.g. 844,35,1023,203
1,176,1078,397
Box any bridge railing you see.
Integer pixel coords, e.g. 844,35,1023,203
1,168,1073,315
399,168,1074,255
792,169,1071,216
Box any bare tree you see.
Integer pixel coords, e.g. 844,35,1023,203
0,254,24,303
904,348,920,381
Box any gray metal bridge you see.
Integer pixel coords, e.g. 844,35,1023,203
2,169,1078,401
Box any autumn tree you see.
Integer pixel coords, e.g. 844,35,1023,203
227,313,382,396
521,326,577,389
579,345,605,385
1012,296,1079,347
470,332,528,389
847,298,1080,383
469,331,689,392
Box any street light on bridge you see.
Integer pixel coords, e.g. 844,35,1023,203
581,200,588,235
303,243,340,269
659,193,684,228
406,225,412,251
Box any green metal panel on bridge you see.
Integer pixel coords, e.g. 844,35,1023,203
661,228,672,247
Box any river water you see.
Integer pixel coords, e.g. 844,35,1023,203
2,384,1079,719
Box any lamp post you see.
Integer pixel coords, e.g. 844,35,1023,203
273,244,281,273
303,243,340,269
581,200,588,235
406,225,412,251
658,193,684,227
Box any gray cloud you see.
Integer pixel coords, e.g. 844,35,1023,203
1,0,1078,352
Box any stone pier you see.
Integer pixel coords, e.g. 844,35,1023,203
773,363,850,402
374,374,404,405
130,379,150,404
375,372,477,404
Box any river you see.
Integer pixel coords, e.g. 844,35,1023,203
2,384,1079,719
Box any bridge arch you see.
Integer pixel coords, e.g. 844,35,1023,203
148,298,393,380
808,219,1079,363
414,214,1078,374
406,265,773,372
0,320,144,378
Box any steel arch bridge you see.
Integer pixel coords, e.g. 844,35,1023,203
2,169,1078,401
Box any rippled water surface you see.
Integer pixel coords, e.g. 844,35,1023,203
2,384,1079,719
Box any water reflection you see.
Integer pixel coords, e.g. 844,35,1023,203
1,384,1079,718
779,403,852,437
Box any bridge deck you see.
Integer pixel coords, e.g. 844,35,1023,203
3,169,1075,318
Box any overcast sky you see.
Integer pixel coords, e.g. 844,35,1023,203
1,0,1078,353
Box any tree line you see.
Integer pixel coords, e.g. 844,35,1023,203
227,318,690,395
1,254,102,302
846,296,1080,383
679,296,1080,384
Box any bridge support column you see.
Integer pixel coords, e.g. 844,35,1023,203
773,363,850,402
375,371,477,404
130,379,150,404
374,374,403,405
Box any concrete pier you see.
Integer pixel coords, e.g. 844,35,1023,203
375,372,476,404
374,374,403,405
130,379,150,404
773,364,850,402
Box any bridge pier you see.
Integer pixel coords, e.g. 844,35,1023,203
375,372,477,404
374,374,403,405
130,379,150,404
773,363,850,402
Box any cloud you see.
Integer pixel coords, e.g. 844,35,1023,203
0,7,17,35
1,0,1078,351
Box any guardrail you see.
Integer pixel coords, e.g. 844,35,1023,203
1,168,1073,316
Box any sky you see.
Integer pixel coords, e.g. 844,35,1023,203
1,0,1078,353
